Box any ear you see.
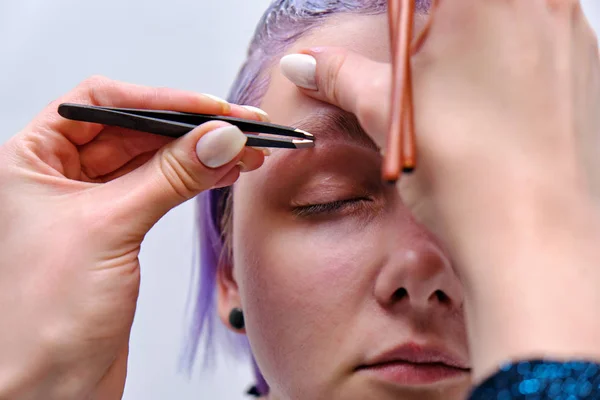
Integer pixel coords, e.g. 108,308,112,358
216,262,245,334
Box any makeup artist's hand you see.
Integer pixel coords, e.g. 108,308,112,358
0,76,267,400
282,0,600,383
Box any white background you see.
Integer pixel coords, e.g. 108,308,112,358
0,1,597,399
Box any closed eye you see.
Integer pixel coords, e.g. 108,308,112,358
292,197,372,218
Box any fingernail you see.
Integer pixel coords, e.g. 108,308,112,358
196,125,247,168
201,93,231,114
258,148,272,157
236,161,248,172
241,105,271,122
280,54,318,90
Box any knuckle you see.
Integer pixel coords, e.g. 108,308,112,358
7,132,45,168
546,0,579,15
156,149,203,201
79,75,117,105
323,50,349,105
80,75,111,89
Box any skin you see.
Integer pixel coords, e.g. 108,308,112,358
295,0,600,381
218,2,600,398
1,1,600,399
0,79,266,399
217,14,471,400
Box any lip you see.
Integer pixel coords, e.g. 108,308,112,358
356,343,471,386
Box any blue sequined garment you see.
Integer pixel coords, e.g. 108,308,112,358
469,360,600,399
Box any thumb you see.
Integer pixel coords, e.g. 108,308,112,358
280,47,391,146
103,121,249,231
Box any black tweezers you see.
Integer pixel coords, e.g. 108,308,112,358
57,103,315,149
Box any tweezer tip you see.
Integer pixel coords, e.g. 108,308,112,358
295,128,314,138
293,139,315,149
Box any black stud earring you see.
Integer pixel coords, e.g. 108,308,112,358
229,307,245,330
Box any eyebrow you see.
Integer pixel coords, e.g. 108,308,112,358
293,108,379,151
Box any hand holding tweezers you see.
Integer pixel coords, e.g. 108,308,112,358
57,103,315,149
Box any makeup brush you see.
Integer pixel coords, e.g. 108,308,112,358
383,0,416,183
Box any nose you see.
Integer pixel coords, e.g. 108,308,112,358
374,234,463,312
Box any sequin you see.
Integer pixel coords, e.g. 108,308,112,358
470,360,600,399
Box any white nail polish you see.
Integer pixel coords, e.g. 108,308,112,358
236,161,248,171
201,93,231,113
258,147,272,157
241,105,270,121
196,125,247,168
280,54,318,90
201,93,228,104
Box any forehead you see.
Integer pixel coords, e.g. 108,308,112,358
260,13,393,126
302,13,393,62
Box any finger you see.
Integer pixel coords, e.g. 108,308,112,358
95,151,156,183
280,48,391,145
78,128,173,178
102,121,252,232
33,75,233,146
238,147,266,172
214,166,242,189
78,103,268,180
96,143,265,183
280,49,370,112
232,104,271,122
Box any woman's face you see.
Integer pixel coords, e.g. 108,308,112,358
219,13,470,400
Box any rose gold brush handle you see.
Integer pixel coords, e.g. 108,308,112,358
383,0,416,183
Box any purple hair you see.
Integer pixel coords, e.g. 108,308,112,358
185,0,431,395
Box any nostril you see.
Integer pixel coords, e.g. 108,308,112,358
392,287,408,302
434,289,450,304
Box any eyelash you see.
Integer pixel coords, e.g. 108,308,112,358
292,197,372,218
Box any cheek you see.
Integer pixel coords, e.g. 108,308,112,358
231,196,386,388
235,218,376,327
233,203,384,313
